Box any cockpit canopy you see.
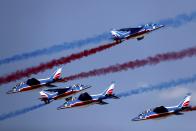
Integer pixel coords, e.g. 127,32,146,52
64,101,70,106
72,84,84,90
73,84,84,87
12,86,17,92
15,82,25,87
140,109,152,115
137,108,153,119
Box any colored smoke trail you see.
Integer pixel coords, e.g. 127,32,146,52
62,46,196,82
0,103,45,121
117,74,196,98
0,41,120,85
159,11,196,27
1,11,196,66
0,32,111,66
189,106,196,111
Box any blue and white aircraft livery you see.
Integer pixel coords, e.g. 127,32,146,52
132,93,193,121
39,84,91,104
7,68,63,94
57,82,119,109
111,23,164,42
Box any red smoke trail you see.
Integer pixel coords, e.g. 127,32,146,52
62,46,196,81
0,41,120,85
191,106,196,111
182,106,196,112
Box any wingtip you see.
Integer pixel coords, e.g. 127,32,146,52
6,90,15,94
131,117,141,121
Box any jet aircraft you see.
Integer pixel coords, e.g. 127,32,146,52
132,93,194,121
7,68,63,94
39,84,91,104
111,23,164,42
57,83,119,109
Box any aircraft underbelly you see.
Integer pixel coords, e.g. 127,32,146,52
127,30,149,39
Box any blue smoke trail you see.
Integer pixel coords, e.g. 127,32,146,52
0,32,111,66
1,11,196,66
0,103,45,121
159,11,196,27
117,74,196,98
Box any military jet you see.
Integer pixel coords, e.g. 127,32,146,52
57,82,119,109
39,84,91,104
111,23,164,42
132,93,194,121
7,68,63,94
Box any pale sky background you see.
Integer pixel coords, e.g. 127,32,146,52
0,0,196,131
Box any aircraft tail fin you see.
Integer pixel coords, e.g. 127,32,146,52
50,67,62,80
102,82,119,99
178,93,191,108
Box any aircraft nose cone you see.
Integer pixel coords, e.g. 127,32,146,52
6,90,12,94
132,117,141,121
156,24,164,29
57,105,65,110
6,90,15,94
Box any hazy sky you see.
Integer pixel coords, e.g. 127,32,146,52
0,0,196,131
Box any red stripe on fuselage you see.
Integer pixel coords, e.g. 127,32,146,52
19,84,43,92
146,112,174,120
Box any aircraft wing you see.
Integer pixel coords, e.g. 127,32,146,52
174,112,184,115
78,92,92,101
45,84,57,87
56,78,68,83
26,78,40,86
153,106,168,113
119,27,142,33
45,88,70,94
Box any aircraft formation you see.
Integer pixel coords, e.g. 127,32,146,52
5,23,196,121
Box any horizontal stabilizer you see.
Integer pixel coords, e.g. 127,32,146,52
45,84,57,88
98,101,108,105
174,112,184,115
109,94,120,99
